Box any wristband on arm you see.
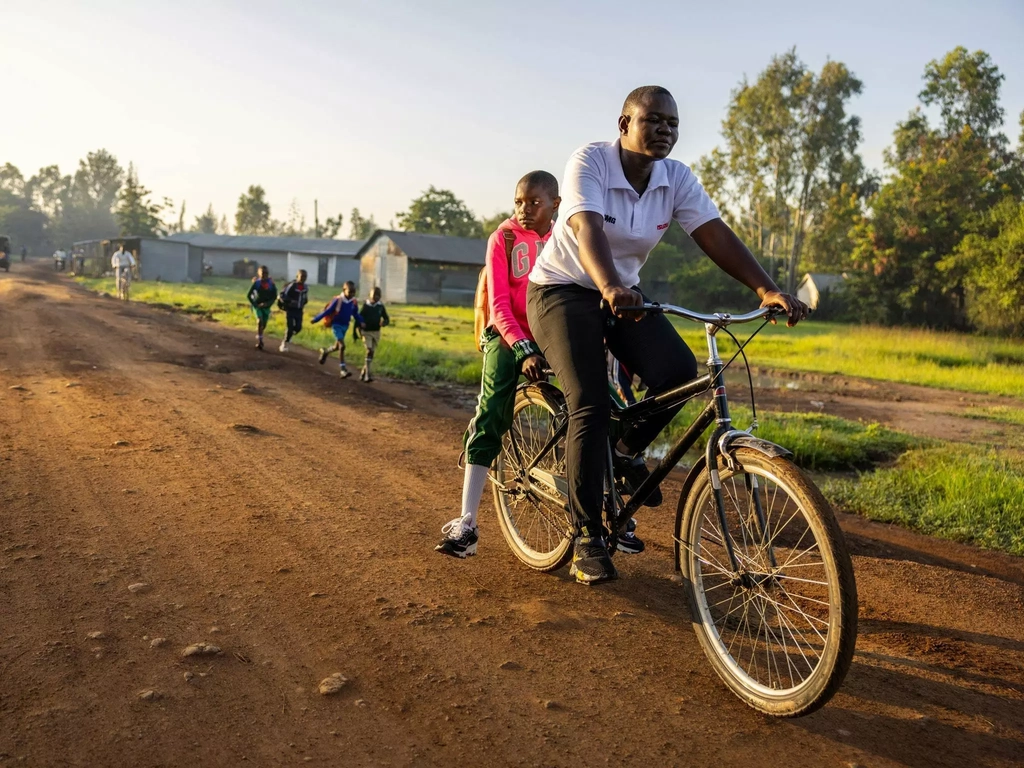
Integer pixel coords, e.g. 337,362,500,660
511,339,541,366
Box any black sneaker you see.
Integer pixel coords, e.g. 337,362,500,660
318,348,328,365
435,518,478,559
614,453,662,507
616,517,645,554
255,338,264,351
569,536,618,584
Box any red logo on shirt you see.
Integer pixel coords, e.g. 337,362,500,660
657,222,670,230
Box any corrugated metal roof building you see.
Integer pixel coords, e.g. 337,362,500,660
165,233,366,286
356,230,486,305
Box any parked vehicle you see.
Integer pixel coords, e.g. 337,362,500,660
0,236,11,272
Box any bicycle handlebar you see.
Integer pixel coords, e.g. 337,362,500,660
608,301,782,326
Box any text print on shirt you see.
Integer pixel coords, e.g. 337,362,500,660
510,241,543,279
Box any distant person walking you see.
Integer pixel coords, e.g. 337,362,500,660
247,265,278,351
277,269,309,352
20,246,27,263
356,286,389,381
312,281,364,378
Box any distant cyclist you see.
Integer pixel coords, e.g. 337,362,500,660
110,244,136,300
527,85,808,585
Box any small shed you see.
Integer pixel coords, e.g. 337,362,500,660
796,272,847,310
165,233,365,286
72,237,202,282
356,230,486,305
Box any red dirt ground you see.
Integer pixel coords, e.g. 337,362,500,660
1,264,1021,767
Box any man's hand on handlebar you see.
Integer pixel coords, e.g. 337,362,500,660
759,290,809,327
600,285,643,320
521,354,548,383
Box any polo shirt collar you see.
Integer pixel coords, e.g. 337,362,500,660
606,138,671,193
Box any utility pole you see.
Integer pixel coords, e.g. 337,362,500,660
314,199,320,239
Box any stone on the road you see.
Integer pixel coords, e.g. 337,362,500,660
127,582,149,594
318,673,348,696
181,642,222,657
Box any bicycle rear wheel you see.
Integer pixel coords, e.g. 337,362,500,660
493,384,574,571
678,447,857,716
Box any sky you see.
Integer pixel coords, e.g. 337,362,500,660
3,0,1023,237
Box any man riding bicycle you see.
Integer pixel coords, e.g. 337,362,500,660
111,243,136,299
526,85,808,585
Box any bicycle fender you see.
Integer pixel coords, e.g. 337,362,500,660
673,456,707,573
519,380,566,409
720,433,793,462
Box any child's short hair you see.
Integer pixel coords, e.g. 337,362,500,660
298,269,307,280
344,280,356,291
517,170,559,199
371,286,381,299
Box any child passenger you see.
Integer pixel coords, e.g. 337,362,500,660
435,171,560,558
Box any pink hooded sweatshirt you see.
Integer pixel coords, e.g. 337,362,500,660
486,217,551,355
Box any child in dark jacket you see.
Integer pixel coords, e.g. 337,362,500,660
247,265,278,350
356,286,389,382
277,269,309,352
312,281,364,378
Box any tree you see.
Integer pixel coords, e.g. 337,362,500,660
849,48,1018,329
920,47,1006,141
116,163,165,237
698,50,866,290
235,185,272,235
953,198,1024,335
395,186,482,238
322,212,344,239
0,163,25,197
349,208,377,239
192,203,220,234
480,210,513,235
72,149,123,211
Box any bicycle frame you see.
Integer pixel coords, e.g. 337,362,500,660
513,303,785,573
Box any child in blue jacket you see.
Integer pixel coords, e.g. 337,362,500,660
312,281,365,378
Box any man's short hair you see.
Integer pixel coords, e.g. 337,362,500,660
622,85,674,115
517,170,559,199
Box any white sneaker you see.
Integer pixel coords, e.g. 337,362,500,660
279,341,288,352
339,368,351,379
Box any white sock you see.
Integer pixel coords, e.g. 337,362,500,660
460,464,489,529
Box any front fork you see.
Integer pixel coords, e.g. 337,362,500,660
703,324,775,575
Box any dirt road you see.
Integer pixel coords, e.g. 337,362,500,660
1,264,1022,767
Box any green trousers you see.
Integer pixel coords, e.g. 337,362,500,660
464,329,518,467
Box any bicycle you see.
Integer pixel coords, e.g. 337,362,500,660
117,267,132,302
491,302,857,717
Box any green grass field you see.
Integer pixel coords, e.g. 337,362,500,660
75,275,1024,555
77,276,1024,395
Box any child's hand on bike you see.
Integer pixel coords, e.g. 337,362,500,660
521,354,548,383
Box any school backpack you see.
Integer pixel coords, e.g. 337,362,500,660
473,229,517,352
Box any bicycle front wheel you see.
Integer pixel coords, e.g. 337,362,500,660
678,447,857,716
493,384,574,571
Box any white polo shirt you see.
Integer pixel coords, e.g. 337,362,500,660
529,139,720,289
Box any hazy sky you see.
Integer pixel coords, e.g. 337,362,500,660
3,0,1023,236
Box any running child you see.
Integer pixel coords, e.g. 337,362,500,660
247,265,278,350
277,269,309,352
435,170,560,558
312,280,364,378
356,286,389,382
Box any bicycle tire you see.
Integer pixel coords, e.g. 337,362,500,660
493,384,574,571
678,447,857,717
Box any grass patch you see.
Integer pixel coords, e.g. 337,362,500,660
76,276,483,386
669,319,1024,398
962,405,1024,426
75,276,1024,396
824,447,1024,556
652,400,926,472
